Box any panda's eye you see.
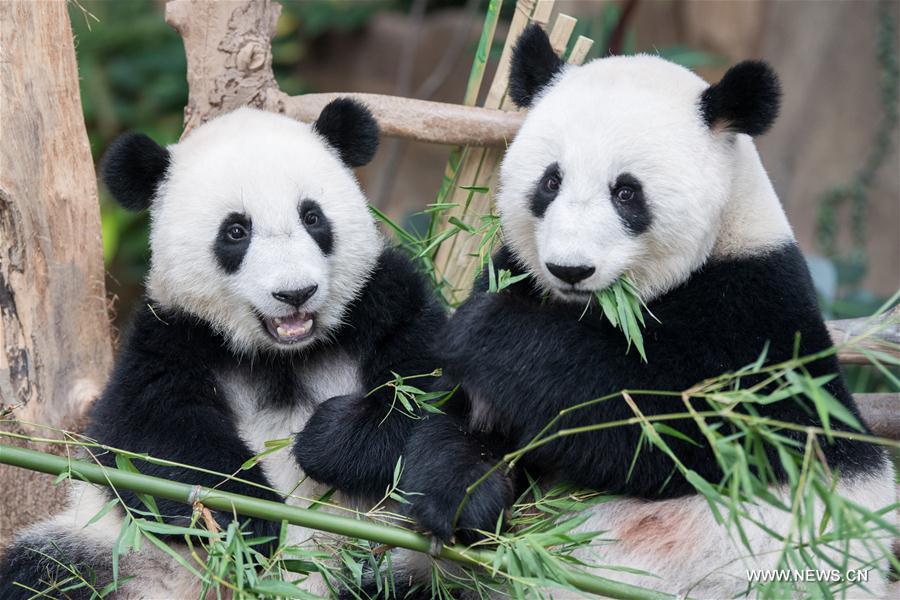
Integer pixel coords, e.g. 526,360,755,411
541,171,562,195
226,223,248,241
614,186,635,202
303,212,319,227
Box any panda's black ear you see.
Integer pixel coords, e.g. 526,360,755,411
313,98,380,168
509,24,565,109
100,132,170,211
700,60,781,136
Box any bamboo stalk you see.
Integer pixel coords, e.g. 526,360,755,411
433,5,592,304
0,443,678,600
433,0,504,230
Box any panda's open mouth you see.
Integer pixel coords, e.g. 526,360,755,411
260,312,315,344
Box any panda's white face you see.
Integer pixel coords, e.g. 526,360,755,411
498,55,736,302
146,108,381,354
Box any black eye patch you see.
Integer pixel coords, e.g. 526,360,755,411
299,199,333,255
213,212,252,274
610,173,651,235
530,162,562,218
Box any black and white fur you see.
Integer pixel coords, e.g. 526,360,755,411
400,25,896,597
0,104,445,598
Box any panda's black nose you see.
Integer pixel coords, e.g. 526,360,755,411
272,285,318,307
546,263,595,285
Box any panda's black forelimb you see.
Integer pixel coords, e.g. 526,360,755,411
399,411,514,543
0,532,106,600
85,303,284,548
294,248,447,500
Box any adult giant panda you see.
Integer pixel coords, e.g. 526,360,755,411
400,26,896,597
0,102,444,598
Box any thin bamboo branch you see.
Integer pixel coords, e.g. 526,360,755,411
0,443,678,600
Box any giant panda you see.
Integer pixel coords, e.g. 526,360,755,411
399,25,896,597
0,101,445,598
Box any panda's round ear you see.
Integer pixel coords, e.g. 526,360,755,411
700,60,781,136
508,24,565,109
100,132,170,211
313,98,380,168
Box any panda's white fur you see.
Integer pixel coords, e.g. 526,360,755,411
148,108,381,354
498,55,793,302
567,469,895,598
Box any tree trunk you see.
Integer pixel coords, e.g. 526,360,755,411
0,0,113,543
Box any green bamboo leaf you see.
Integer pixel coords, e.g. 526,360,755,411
98,575,135,597
242,437,293,470
368,205,418,245
447,216,476,233
415,227,458,258
85,498,119,528
596,290,619,327
652,423,700,446
142,531,205,579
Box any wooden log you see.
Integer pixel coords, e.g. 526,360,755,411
827,305,899,364
280,92,522,148
0,0,113,542
855,393,900,440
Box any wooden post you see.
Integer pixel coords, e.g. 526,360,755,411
0,0,113,542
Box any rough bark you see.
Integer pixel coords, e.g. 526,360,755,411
0,0,113,542
166,0,283,138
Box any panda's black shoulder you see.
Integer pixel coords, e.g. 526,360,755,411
116,299,229,362
339,246,445,344
85,300,233,441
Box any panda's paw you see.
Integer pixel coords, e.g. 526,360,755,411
408,467,513,545
453,467,514,544
294,394,360,488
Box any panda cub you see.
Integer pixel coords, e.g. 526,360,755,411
0,102,444,597
401,26,895,596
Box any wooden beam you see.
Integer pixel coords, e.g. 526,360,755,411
827,306,899,364
855,393,900,440
279,92,522,148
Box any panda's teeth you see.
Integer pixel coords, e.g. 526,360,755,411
276,326,287,336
